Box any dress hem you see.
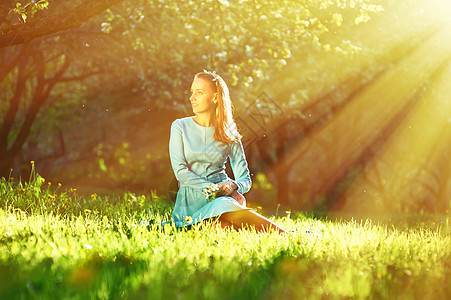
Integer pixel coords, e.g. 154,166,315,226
172,196,251,227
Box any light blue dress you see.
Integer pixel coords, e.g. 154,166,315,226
169,116,252,227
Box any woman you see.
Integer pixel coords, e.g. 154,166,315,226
169,70,286,233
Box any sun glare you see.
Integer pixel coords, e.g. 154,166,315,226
262,2,450,213
342,60,451,213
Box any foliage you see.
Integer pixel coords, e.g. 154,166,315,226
8,0,48,22
0,169,450,299
96,0,383,109
2,0,449,214
0,0,385,187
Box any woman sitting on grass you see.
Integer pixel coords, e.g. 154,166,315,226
169,70,286,233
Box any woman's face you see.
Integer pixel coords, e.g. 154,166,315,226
189,77,217,115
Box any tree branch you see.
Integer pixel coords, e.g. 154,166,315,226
8,53,71,156
0,44,28,83
0,52,29,153
0,0,125,48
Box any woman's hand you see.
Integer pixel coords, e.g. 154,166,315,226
217,181,237,197
217,182,246,206
229,190,245,206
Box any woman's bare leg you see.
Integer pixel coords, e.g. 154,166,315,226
219,210,286,233
216,218,240,231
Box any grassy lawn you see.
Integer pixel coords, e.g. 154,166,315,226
0,171,449,299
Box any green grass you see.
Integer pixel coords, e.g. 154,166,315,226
0,167,450,299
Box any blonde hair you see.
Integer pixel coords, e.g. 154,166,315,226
195,71,241,143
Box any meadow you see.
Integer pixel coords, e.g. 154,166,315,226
0,167,449,299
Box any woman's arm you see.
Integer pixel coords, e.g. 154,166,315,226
169,120,212,190
229,140,252,194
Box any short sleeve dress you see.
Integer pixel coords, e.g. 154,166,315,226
169,116,252,227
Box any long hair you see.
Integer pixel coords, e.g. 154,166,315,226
195,71,241,144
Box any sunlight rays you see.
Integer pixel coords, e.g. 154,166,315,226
253,1,451,212
268,21,451,210
261,0,449,113
341,60,451,213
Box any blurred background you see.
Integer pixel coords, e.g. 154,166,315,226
0,0,450,216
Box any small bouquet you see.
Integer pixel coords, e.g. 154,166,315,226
204,184,220,202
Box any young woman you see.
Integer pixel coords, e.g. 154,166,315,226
169,70,286,233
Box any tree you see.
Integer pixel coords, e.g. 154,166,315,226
0,0,122,178
0,0,382,185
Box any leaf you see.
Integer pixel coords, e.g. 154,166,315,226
98,158,108,172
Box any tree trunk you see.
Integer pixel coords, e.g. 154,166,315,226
0,48,70,178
